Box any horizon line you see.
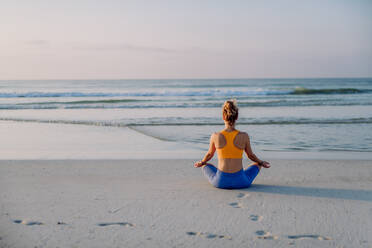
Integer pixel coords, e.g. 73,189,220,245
1,76,372,81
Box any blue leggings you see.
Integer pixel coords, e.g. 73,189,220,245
202,164,259,189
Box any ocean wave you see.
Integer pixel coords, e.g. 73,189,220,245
19,99,147,105
1,100,371,110
291,87,368,95
1,87,369,98
1,117,372,126
0,89,288,98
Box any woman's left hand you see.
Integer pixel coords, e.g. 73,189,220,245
194,161,204,167
261,161,271,168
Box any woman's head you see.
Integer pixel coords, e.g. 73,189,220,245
222,100,238,126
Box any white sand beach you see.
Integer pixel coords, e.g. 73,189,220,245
1,159,371,248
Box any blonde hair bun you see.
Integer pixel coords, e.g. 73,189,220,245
222,99,239,125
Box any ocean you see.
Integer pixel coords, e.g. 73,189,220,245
1,78,372,159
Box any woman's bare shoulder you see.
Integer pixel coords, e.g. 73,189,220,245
237,131,249,138
211,132,224,139
211,132,226,147
236,131,250,145
233,131,248,149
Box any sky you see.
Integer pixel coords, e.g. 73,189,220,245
1,0,371,79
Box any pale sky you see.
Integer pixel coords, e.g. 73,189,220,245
1,0,371,79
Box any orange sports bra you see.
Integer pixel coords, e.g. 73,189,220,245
216,130,243,159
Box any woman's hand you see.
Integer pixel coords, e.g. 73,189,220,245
260,161,271,168
194,161,205,168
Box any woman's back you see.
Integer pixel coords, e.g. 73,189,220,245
213,129,248,173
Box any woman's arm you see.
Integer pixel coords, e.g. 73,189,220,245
244,134,270,168
194,133,216,167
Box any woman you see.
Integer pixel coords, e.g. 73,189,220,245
194,100,270,189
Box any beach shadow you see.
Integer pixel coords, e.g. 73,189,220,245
244,184,372,202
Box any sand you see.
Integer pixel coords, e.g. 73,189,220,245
0,159,371,248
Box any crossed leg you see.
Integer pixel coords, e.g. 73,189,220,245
202,163,218,184
244,162,260,185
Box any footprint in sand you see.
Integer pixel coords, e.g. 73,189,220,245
236,193,250,198
186,231,232,240
229,202,243,208
287,234,331,241
249,214,263,221
13,219,43,226
255,230,279,240
96,222,134,227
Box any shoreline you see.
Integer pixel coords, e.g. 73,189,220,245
1,159,371,247
1,120,371,160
